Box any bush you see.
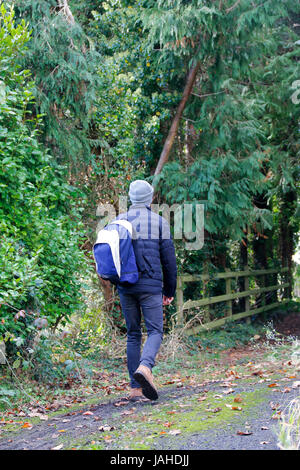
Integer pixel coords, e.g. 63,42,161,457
0,5,90,351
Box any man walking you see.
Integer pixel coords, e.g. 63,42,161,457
117,180,177,401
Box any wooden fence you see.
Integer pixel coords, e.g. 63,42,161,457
176,267,290,336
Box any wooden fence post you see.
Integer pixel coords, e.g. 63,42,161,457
225,269,232,318
203,263,210,323
262,273,266,307
244,266,251,324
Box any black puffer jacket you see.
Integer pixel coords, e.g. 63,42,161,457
116,204,177,297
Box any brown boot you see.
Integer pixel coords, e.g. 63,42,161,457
133,365,158,400
128,388,144,402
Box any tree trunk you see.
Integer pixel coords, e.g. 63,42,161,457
154,60,200,175
252,194,269,308
279,190,297,299
98,276,114,314
239,232,248,311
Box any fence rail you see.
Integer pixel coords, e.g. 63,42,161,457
176,267,290,335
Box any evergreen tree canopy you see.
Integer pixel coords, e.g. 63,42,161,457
14,0,101,168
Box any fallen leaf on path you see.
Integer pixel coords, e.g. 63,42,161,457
220,382,236,388
268,383,278,388
226,370,237,378
233,396,243,403
40,415,48,421
163,422,173,428
21,422,32,429
270,402,280,410
51,444,63,450
121,410,135,416
260,441,270,445
237,431,253,436
99,425,115,432
205,407,222,413
28,412,48,421
114,401,128,407
83,411,94,416
197,396,207,402
169,429,181,435
225,404,242,411
261,426,269,430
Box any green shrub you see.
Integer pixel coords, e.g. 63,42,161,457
0,4,90,350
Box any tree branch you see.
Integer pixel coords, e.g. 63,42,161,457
192,90,225,99
57,0,75,25
226,0,241,14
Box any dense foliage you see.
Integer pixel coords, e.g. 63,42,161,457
0,5,88,345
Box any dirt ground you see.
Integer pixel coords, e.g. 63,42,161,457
274,312,300,337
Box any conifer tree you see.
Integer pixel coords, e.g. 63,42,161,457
13,0,100,168
139,0,299,273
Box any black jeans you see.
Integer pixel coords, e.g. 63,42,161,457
118,292,163,388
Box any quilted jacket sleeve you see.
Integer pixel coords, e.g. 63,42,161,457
159,217,177,298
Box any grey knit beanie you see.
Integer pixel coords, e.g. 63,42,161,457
128,180,154,206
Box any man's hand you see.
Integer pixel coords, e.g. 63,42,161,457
163,295,174,306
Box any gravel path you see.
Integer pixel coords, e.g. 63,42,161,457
152,386,299,450
0,379,298,450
